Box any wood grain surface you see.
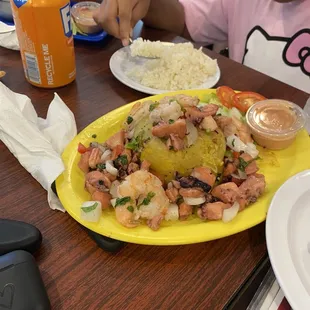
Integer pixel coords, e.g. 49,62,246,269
0,25,308,310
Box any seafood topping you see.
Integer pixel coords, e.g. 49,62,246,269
78,90,267,230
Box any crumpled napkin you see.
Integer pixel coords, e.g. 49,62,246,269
0,82,77,211
0,21,19,50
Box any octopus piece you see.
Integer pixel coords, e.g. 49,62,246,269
200,104,219,116
165,187,179,203
152,119,187,139
191,167,216,187
179,202,193,221
175,94,200,107
179,188,205,198
147,215,164,231
85,171,112,192
106,130,125,149
223,161,237,177
88,148,103,169
185,104,219,124
197,202,232,220
103,170,117,182
169,134,185,151
177,175,211,193
91,191,112,209
128,162,140,174
78,151,91,173
171,180,181,189
111,144,125,161
238,153,259,175
211,182,241,204
231,117,253,144
239,174,266,205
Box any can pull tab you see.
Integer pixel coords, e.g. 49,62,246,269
13,0,28,9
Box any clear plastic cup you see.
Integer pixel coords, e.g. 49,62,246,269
71,2,102,34
246,99,307,150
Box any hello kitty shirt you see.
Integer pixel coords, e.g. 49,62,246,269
179,0,310,93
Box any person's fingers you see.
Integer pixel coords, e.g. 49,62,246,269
93,0,120,39
118,0,133,45
131,1,149,29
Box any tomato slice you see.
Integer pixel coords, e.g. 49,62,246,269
232,92,266,113
216,86,236,108
78,143,88,154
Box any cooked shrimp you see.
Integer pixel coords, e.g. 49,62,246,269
88,148,103,169
185,104,219,124
85,181,96,194
211,182,240,204
179,202,193,221
200,116,218,131
239,174,266,204
215,116,237,137
149,100,183,123
223,161,237,177
200,104,219,116
111,144,125,161
175,94,199,107
78,151,90,173
191,167,216,187
117,170,169,221
166,187,179,203
149,169,165,185
179,188,204,198
152,119,187,139
85,171,112,191
106,130,125,149
91,191,112,209
170,134,185,151
115,202,140,228
103,170,117,182
197,202,231,220
172,180,181,189
140,160,151,171
231,117,253,144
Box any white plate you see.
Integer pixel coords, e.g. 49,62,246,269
109,45,221,95
266,170,310,310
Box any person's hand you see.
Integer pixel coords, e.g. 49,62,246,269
93,0,151,46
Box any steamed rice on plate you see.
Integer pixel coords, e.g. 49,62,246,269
127,38,218,91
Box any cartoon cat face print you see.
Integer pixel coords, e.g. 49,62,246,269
243,26,310,93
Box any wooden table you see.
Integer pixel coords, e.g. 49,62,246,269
0,25,309,310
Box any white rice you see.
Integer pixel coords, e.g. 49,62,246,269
128,39,218,91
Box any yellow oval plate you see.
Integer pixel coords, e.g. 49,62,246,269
56,89,310,245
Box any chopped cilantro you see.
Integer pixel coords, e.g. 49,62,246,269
114,155,128,168
238,157,248,172
149,102,159,112
81,202,98,213
115,196,131,207
168,119,175,124
127,205,134,213
125,133,144,152
232,139,235,147
137,192,156,209
97,163,106,170
127,116,133,124
169,98,175,103
225,150,233,158
91,134,97,139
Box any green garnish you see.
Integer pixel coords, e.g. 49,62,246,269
98,180,104,185
127,116,133,124
81,202,98,213
232,139,235,147
125,132,144,152
169,98,175,103
168,119,175,124
127,206,134,213
115,196,131,207
238,157,248,172
225,150,233,158
97,163,106,170
149,102,159,112
114,155,128,167
92,134,97,139
137,192,156,209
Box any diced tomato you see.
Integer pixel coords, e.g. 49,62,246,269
216,86,236,108
233,152,240,159
78,143,88,154
232,92,266,113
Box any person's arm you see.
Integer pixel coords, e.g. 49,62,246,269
142,0,192,40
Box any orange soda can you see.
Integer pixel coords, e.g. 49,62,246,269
10,0,76,88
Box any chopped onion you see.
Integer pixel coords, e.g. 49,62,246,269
238,169,247,179
186,120,198,147
110,180,120,198
165,204,179,221
230,107,243,120
97,144,107,153
106,160,118,176
183,196,206,206
245,142,259,158
222,201,240,223
226,135,247,152
80,201,102,223
110,198,117,208
101,149,112,161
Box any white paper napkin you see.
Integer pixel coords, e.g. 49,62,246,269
0,21,19,50
0,82,77,211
